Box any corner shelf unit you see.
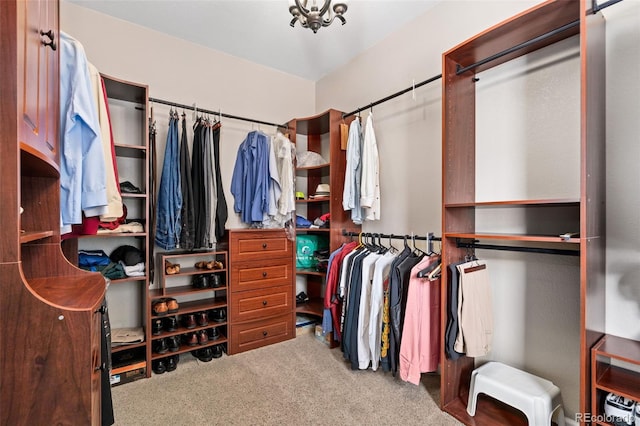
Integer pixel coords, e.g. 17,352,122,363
440,0,605,424
287,110,360,319
591,335,640,426
149,250,229,363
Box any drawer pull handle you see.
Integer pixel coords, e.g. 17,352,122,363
262,300,268,306
262,272,267,278
95,362,106,372
262,243,267,249
262,331,268,337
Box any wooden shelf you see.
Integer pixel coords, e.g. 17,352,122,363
109,276,147,285
296,297,324,317
20,230,54,244
150,336,228,361
149,284,227,299
112,341,146,353
296,163,330,171
28,274,106,311
594,334,640,364
445,199,580,208
114,143,146,159
80,232,147,238
151,297,227,319
444,232,581,244
296,198,330,204
121,193,147,199
296,268,326,277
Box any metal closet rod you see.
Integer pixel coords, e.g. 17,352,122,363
456,0,625,75
455,239,580,257
342,230,441,242
148,97,289,129
341,73,443,119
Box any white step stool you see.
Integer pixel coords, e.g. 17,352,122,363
467,361,566,426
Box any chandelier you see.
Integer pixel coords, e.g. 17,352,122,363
289,0,348,33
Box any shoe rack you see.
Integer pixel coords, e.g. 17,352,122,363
149,250,229,370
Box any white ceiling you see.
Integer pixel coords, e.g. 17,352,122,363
65,0,441,81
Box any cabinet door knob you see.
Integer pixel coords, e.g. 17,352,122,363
262,331,268,337
262,271,267,278
40,30,56,51
262,300,268,306
262,243,267,249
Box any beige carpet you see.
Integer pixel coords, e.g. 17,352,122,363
111,333,462,425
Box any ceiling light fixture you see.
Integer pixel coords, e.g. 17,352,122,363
289,0,348,34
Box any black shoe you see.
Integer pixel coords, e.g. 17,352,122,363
208,327,221,341
164,316,178,332
152,318,164,335
192,274,208,289
195,347,214,362
167,335,180,352
152,359,166,374
153,338,168,354
212,344,223,359
208,274,223,288
211,308,226,323
165,355,178,372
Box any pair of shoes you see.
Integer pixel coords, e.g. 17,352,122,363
605,392,638,426
191,344,223,362
210,308,226,323
152,355,180,374
165,260,181,275
191,274,224,289
153,316,179,335
194,260,224,270
153,298,179,317
296,292,309,304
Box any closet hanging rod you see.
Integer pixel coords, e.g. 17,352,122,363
148,97,289,129
342,73,442,119
456,0,624,76
342,230,441,242
455,239,579,257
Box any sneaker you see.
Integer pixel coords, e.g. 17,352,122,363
296,292,309,305
635,402,639,426
604,392,635,426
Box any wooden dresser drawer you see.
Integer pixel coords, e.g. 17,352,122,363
231,258,292,293
230,285,293,323
228,313,294,354
229,229,292,262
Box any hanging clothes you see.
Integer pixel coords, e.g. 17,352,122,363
59,31,108,233
231,130,271,224
445,261,466,360
399,255,442,385
154,113,182,250
368,250,397,371
360,112,380,221
191,118,206,247
454,259,493,357
342,117,363,225
179,115,195,250
212,124,228,240
203,121,218,247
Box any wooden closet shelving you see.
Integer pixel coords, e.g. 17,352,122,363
440,0,606,424
287,109,360,320
1,0,105,422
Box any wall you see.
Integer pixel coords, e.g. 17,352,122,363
316,0,640,420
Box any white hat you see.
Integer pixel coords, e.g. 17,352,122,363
310,183,330,198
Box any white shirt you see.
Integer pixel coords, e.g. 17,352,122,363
357,251,383,369
342,118,363,225
360,113,380,221
368,251,396,371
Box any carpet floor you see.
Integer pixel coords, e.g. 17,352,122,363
111,333,462,425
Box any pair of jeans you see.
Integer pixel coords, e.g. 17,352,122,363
155,115,182,250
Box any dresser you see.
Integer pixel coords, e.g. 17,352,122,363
228,229,295,354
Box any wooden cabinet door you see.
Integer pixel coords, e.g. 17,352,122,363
18,0,58,164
